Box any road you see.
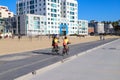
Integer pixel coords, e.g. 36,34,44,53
0,38,118,80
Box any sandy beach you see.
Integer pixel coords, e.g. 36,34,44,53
0,35,119,56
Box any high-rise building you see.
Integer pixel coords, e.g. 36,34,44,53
16,0,87,35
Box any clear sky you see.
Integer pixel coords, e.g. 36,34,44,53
0,0,120,22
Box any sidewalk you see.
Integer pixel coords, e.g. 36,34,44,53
17,39,120,80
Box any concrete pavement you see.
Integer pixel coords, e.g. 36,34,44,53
18,39,120,80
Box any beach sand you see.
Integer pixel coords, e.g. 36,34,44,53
0,35,119,56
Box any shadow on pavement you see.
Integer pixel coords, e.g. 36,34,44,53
32,51,52,55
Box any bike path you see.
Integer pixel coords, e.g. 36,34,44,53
21,38,120,80
0,38,118,80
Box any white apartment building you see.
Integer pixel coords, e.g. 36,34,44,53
0,6,14,36
78,20,88,35
0,6,14,18
16,14,69,35
16,14,47,35
16,0,79,35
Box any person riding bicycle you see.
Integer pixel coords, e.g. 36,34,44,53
63,36,70,51
52,35,59,49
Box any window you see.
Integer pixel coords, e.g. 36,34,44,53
30,10,34,14
43,8,46,10
51,3,57,7
64,2,66,5
30,0,34,4
48,13,50,15
43,13,46,15
70,3,74,6
48,22,50,24
43,3,46,5
51,22,53,24
51,14,57,17
48,18,50,20
51,9,57,12
30,5,34,9
70,12,74,15
51,0,56,3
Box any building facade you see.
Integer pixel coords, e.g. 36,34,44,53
88,27,94,34
89,21,105,34
104,23,114,34
0,6,14,18
94,22,104,34
78,20,88,35
16,14,68,35
4,16,17,34
16,0,80,35
0,5,14,36
118,21,120,26
0,18,4,33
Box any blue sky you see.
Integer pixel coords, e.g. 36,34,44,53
0,0,120,22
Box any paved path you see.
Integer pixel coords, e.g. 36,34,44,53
0,38,118,80
25,38,120,80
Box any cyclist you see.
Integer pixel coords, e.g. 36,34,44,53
63,36,70,52
52,35,59,49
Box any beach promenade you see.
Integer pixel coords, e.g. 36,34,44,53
0,35,119,56
16,38,120,80
0,36,119,80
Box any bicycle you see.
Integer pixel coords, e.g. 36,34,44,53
62,43,70,56
51,46,60,55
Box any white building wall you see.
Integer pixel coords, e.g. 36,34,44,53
0,6,14,18
78,20,88,35
95,22,104,34
16,0,80,35
61,0,78,34
16,14,47,35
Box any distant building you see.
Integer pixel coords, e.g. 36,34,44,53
13,14,89,36
94,22,104,34
0,5,14,35
16,14,47,35
104,23,114,34
89,21,105,34
0,6,14,18
88,22,95,34
78,20,88,35
88,27,94,34
0,18,4,33
4,16,17,34
118,21,120,26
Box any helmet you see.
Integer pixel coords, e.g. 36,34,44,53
65,36,67,39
